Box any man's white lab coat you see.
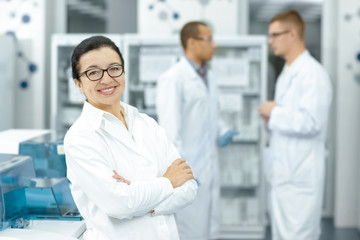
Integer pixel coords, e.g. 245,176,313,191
265,50,332,240
64,101,197,240
156,57,220,240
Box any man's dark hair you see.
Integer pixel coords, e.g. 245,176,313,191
180,21,208,50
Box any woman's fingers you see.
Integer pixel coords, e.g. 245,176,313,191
112,170,130,185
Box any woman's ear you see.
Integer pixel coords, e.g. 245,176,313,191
74,79,85,94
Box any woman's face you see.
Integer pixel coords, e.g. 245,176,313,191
75,47,125,110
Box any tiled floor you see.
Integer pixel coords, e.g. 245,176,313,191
264,218,360,240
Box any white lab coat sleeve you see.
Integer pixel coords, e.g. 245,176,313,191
156,71,183,152
215,86,229,137
64,131,174,220
152,124,198,215
217,116,229,137
268,70,331,136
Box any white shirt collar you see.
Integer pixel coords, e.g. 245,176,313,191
80,101,130,132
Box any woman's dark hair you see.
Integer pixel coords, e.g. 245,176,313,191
71,35,124,80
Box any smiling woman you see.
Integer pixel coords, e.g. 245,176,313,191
75,47,126,120
71,37,126,121
63,35,197,240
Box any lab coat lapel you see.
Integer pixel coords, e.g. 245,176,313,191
276,69,296,103
131,116,155,161
181,57,208,94
276,52,307,103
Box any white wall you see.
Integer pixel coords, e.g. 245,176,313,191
0,0,47,128
323,0,360,227
0,36,15,131
0,0,66,129
336,0,360,227
137,0,248,35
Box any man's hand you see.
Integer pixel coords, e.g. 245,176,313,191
163,158,194,188
113,170,131,185
258,101,277,123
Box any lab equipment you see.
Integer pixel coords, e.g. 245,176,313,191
0,154,81,233
0,154,82,231
0,129,50,155
19,132,66,178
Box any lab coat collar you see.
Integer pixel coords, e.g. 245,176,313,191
180,57,199,80
180,56,210,93
81,101,106,132
81,101,151,161
276,50,311,102
184,56,209,79
286,49,310,72
81,100,130,132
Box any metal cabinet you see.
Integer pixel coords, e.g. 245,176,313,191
122,34,182,120
214,36,267,239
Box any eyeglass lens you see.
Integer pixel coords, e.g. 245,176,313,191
86,65,123,81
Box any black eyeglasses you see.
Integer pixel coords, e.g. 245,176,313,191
78,64,124,81
268,30,290,39
193,36,213,43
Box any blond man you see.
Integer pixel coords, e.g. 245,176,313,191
258,10,332,240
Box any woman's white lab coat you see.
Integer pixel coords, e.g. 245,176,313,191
156,57,220,239
64,101,197,240
265,50,332,240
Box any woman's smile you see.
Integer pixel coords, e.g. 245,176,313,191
98,86,117,95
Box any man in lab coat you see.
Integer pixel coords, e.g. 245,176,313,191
258,10,332,240
156,21,237,240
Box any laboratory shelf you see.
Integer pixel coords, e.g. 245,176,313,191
216,36,267,240
129,85,147,91
218,225,265,239
231,138,259,143
63,101,83,107
221,184,259,189
217,88,261,97
137,108,157,117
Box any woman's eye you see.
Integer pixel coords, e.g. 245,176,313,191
110,66,120,71
88,69,101,76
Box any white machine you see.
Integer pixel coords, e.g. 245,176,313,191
0,129,86,240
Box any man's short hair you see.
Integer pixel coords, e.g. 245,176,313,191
270,9,305,40
180,21,208,49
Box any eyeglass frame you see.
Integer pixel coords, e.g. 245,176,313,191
268,30,290,39
192,36,214,43
78,64,124,81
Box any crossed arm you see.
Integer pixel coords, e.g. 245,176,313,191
112,158,197,215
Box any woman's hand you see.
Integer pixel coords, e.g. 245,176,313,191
163,158,194,188
113,170,131,185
